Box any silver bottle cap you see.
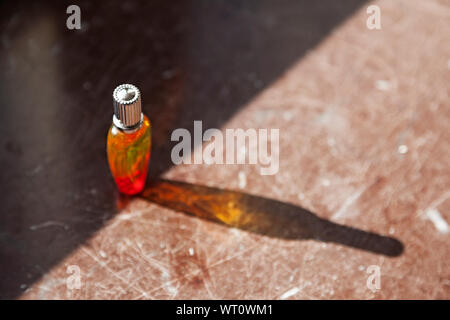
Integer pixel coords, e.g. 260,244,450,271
113,84,143,129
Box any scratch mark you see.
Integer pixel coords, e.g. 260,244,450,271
280,287,300,299
144,244,257,297
426,191,450,211
425,208,449,234
81,247,147,297
332,186,368,220
30,221,69,231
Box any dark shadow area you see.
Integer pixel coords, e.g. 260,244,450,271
0,0,368,298
141,180,404,257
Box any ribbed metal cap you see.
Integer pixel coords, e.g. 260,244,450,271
112,84,142,129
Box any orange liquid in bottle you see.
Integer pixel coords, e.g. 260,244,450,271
107,115,151,195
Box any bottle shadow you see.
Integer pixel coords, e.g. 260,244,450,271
141,179,404,257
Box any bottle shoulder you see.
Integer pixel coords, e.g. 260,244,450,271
108,114,151,143
142,114,151,129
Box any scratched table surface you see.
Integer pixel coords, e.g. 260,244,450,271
0,0,449,299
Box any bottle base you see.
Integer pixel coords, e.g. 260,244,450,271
114,173,147,195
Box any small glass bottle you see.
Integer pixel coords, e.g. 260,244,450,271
107,84,151,195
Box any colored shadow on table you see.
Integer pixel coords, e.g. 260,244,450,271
141,180,404,257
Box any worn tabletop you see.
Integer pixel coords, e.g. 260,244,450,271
0,0,449,299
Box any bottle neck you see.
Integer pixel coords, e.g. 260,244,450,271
113,113,144,134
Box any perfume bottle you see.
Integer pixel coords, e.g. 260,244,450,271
107,84,151,195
